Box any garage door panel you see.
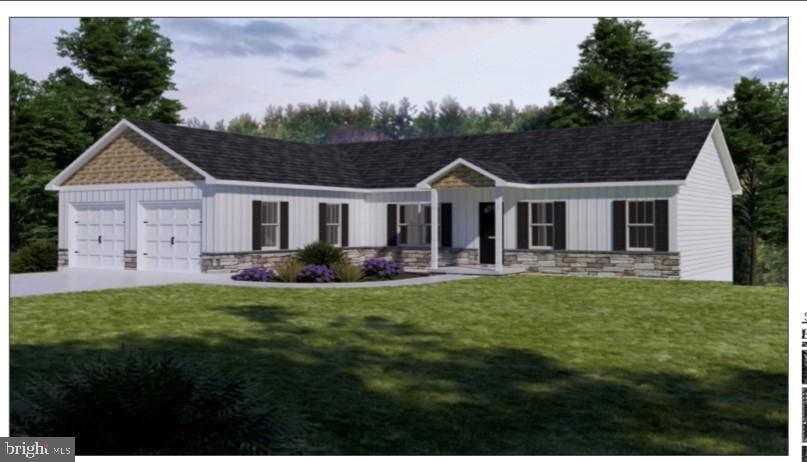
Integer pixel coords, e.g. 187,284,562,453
174,224,189,239
70,204,125,270
189,224,201,241
159,208,173,221
138,202,202,273
145,224,158,240
158,242,173,254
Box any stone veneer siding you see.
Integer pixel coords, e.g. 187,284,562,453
201,247,679,279
431,165,495,189
64,129,204,185
504,250,680,279
202,250,297,273
200,247,478,273
57,248,69,267
124,250,137,270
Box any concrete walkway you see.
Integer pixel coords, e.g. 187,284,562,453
10,268,477,298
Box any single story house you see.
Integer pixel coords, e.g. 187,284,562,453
46,118,741,281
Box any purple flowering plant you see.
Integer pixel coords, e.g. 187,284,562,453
230,267,275,282
362,258,404,279
297,264,337,283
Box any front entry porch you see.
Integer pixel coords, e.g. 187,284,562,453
422,159,509,273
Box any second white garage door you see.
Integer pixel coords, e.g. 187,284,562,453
138,202,202,272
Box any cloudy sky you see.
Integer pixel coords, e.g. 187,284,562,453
10,17,787,124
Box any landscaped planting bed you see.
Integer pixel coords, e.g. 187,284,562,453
230,243,422,284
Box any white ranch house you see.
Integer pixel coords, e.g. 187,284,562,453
46,118,741,281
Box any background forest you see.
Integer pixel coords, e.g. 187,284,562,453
10,18,788,284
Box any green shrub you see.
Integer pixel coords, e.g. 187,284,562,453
332,261,362,282
295,241,346,266
11,349,305,455
274,258,304,282
11,240,57,274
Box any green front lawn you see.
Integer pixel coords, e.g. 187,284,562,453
10,276,787,455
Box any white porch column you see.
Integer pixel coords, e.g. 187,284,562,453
430,188,439,270
494,187,504,273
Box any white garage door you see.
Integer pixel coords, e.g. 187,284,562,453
139,202,202,272
71,203,126,269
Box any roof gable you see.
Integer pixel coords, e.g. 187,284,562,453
63,129,204,186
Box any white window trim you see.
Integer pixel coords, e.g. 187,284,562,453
395,203,437,247
626,200,655,252
526,201,555,250
325,203,342,247
260,201,281,251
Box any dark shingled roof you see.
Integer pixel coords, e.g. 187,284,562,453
130,118,717,189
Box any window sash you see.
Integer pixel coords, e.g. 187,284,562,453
528,202,554,249
260,202,280,249
397,204,438,246
627,201,655,250
325,204,341,246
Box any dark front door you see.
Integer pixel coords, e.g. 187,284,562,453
479,202,495,264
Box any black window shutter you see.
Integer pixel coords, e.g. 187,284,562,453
341,203,349,247
612,200,626,251
318,203,327,243
516,202,529,249
654,199,669,252
553,201,566,250
440,203,452,248
252,201,262,250
280,202,289,249
387,204,397,246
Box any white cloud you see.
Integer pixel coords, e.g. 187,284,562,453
10,17,789,123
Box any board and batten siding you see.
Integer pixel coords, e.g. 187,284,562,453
212,185,368,253
363,190,432,246
58,183,207,251
503,186,679,251
365,185,678,252
677,132,733,281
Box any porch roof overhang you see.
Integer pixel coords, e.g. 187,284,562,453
416,158,510,188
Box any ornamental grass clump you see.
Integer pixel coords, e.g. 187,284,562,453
231,268,275,282
332,261,362,282
296,264,336,283
274,258,304,283
362,258,404,279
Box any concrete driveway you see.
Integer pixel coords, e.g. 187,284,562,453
10,268,475,298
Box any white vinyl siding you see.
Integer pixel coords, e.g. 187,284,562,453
677,133,733,281
212,185,367,252
503,186,678,251
59,183,685,262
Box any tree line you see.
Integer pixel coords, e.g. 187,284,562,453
10,18,787,284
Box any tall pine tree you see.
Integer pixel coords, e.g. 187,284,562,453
549,18,685,127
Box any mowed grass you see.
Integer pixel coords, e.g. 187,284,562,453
10,275,786,455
